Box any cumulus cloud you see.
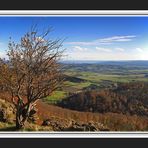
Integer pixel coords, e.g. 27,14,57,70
65,51,141,61
66,35,136,46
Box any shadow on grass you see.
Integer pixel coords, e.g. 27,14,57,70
0,126,17,131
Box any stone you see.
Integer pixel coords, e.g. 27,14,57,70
0,108,7,122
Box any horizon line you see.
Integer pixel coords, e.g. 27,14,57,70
61,59,148,61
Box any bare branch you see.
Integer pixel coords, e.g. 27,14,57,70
0,26,65,129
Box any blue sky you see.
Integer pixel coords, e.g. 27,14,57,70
0,16,148,60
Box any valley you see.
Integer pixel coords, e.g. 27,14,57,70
0,60,148,131
45,61,148,104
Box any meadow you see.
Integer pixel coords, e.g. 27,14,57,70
45,61,148,104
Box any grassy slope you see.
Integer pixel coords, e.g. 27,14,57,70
37,100,148,131
0,122,53,131
45,90,67,104
0,93,148,131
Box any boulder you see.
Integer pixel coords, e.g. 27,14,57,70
63,120,109,131
0,108,7,122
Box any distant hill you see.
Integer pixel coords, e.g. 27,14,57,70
62,60,148,75
61,60,148,66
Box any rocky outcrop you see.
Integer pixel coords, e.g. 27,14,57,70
42,117,109,131
63,120,109,131
42,117,69,131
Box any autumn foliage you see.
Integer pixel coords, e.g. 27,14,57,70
0,26,64,129
58,82,148,116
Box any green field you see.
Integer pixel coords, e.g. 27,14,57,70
65,71,148,84
45,62,148,104
45,90,67,104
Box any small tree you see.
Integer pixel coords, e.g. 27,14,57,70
0,26,64,129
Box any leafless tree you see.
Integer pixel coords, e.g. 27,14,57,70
0,26,65,129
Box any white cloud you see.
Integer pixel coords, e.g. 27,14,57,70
115,47,125,52
65,46,148,61
96,47,112,52
67,41,93,46
99,35,136,43
73,46,88,51
66,35,136,46
65,51,141,61
95,47,125,53
64,45,147,61
136,48,144,53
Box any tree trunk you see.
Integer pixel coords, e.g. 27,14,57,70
16,114,23,129
15,110,29,130
15,103,32,130
15,96,37,130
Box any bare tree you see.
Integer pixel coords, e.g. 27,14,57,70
0,26,64,129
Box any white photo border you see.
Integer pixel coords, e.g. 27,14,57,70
0,10,147,138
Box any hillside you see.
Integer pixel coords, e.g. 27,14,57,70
0,93,109,131
58,82,148,117
0,88,148,131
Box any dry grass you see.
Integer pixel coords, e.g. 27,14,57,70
0,92,148,131
36,101,148,131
